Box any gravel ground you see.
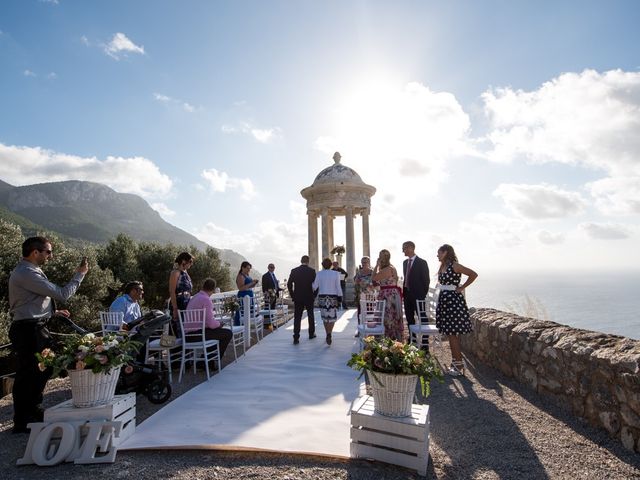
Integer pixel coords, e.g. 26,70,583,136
1,320,639,479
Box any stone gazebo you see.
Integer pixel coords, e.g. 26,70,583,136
301,152,376,304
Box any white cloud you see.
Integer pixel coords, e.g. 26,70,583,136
537,230,565,245
153,92,199,113
151,202,176,219
586,176,640,215
104,32,145,60
314,81,472,200
221,122,282,144
493,183,587,219
580,222,631,240
39,0,59,4
459,213,526,248
23,69,36,77
482,69,640,175
80,35,90,46
201,168,256,200
192,201,307,272
0,142,172,199
46,72,57,80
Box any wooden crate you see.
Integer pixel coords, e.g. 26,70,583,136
350,395,430,477
44,393,136,446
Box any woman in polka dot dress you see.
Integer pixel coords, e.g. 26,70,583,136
435,244,478,377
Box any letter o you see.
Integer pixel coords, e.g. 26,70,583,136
32,423,76,466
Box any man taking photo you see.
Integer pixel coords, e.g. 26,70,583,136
8,236,88,433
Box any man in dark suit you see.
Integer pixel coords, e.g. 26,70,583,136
261,263,282,309
402,241,430,349
287,255,317,344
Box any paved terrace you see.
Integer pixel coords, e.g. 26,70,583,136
0,309,639,479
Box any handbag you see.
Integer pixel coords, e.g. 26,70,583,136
159,322,177,347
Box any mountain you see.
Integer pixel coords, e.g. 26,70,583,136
0,179,248,272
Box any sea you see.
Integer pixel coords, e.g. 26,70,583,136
465,271,639,340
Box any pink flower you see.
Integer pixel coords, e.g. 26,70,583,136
95,345,105,353
75,360,86,370
37,362,46,372
95,354,108,364
124,365,134,374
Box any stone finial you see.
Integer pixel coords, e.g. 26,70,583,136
333,152,341,164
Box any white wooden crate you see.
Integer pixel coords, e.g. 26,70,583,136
44,393,136,446
350,395,430,477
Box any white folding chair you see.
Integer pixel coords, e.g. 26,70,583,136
177,309,221,382
358,293,379,326
410,289,444,357
212,296,245,362
274,290,289,327
239,297,264,343
100,311,124,334
145,322,182,384
357,299,386,349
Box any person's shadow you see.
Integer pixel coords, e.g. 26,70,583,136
417,359,549,479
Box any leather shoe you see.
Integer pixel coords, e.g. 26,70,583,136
293,338,300,345
309,334,317,339
326,334,332,345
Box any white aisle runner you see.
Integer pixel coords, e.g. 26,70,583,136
121,309,361,457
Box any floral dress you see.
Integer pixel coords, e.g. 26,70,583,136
377,270,404,341
436,262,472,335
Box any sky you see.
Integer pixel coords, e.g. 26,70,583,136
1,0,639,277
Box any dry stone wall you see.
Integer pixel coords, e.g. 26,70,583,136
461,308,640,453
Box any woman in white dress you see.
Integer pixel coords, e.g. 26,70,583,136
312,258,343,345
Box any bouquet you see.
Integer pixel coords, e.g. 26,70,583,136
347,336,443,397
36,332,141,377
222,297,240,315
330,245,346,255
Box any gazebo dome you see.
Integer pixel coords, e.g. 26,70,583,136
311,152,365,186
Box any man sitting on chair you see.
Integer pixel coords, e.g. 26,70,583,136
109,281,144,328
186,278,232,358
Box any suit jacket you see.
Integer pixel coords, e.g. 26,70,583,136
261,272,281,293
287,264,316,304
403,256,429,300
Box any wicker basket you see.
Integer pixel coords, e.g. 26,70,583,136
68,367,121,408
369,372,418,417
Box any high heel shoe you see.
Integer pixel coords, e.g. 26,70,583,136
447,360,465,377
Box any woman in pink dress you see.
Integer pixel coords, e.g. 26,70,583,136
372,249,404,341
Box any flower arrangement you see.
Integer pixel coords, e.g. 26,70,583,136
347,336,443,397
36,332,141,377
222,297,240,315
266,288,278,304
331,245,346,255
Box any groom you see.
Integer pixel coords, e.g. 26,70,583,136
402,241,430,348
287,255,317,344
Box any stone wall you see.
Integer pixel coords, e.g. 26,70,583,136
461,308,640,452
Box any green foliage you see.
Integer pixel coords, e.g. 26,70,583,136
36,332,141,377
0,222,231,340
347,336,443,397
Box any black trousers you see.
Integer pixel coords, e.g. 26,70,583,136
9,320,52,427
204,327,233,358
293,301,315,339
403,289,429,350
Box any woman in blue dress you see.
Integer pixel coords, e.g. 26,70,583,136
169,251,195,332
235,261,259,325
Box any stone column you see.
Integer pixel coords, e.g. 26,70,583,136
328,215,334,256
308,211,318,271
345,207,356,278
321,209,330,261
362,208,371,258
